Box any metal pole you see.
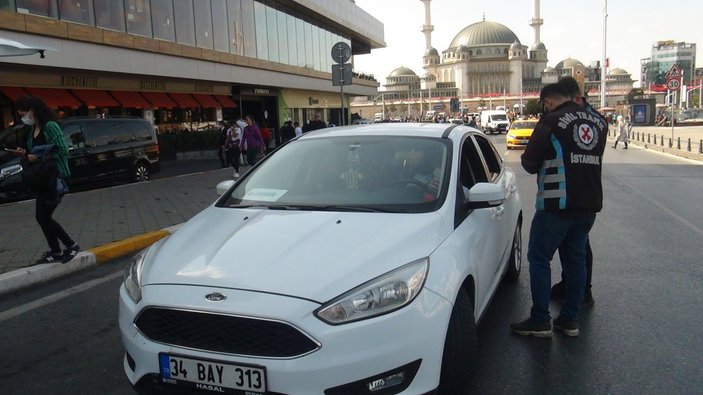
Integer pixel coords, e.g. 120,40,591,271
340,82,344,126
671,88,674,141
600,0,608,109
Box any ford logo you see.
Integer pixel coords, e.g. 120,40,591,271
205,292,227,302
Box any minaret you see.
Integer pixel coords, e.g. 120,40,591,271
420,0,433,50
530,0,543,43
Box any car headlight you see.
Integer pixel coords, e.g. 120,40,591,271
0,164,22,180
315,258,428,325
124,248,148,303
507,133,516,139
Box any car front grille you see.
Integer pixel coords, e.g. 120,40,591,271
135,307,319,358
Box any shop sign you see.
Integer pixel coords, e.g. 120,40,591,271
61,75,97,88
308,97,319,105
254,88,270,95
140,81,166,91
195,83,214,93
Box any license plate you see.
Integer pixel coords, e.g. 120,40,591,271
159,353,266,393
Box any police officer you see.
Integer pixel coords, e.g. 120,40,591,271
511,83,606,338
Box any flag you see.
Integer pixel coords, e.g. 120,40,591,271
605,58,609,69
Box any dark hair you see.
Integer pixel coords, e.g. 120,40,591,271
293,121,299,127
557,76,581,99
15,96,57,127
539,83,570,102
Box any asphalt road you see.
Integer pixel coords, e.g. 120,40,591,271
0,136,701,394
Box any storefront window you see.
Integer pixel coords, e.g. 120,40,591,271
240,0,255,58
151,0,175,41
296,18,305,68
211,0,229,52
94,0,125,32
304,21,313,69
253,1,268,61
286,13,297,66
16,0,57,17
0,0,15,11
194,0,213,49
58,0,93,25
265,5,278,63
173,0,195,46
126,0,152,37
312,25,320,71
276,9,288,65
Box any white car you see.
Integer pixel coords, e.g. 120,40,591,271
119,123,523,394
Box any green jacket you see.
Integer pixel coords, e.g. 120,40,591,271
26,121,71,177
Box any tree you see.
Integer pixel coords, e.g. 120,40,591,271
478,98,486,108
388,103,397,116
525,99,541,115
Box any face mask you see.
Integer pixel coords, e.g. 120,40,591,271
21,114,35,126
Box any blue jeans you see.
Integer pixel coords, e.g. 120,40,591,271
528,210,596,322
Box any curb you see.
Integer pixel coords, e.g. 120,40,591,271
0,224,181,296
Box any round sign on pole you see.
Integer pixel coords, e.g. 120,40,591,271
331,42,351,64
666,77,681,91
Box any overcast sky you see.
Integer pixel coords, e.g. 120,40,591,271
353,0,701,89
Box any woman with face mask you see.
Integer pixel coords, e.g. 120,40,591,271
10,96,79,264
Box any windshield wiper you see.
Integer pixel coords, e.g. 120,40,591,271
233,204,398,213
320,205,397,213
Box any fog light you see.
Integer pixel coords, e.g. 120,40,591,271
367,372,404,392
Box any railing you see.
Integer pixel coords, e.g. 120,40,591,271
609,128,703,155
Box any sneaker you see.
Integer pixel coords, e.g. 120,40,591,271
510,318,552,338
62,243,80,263
35,251,63,265
550,281,565,299
553,316,580,337
233,172,240,178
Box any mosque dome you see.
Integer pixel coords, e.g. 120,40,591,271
388,66,418,78
457,45,469,53
510,40,521,50
555,58,584,69
425,47,439,57
448,21,521,48
608,68,629,76
542,66,557,73
530,41,546,51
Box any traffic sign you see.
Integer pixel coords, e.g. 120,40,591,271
666,64,682,79
331,42,351,64
666,77,681,91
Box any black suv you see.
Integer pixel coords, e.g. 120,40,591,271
0,117,160,201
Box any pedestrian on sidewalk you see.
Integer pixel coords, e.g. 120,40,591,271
224,120,242,178
217,121,228,168
12,96,80,264
240,115,266,166
613,115,629,149
510,83,606,338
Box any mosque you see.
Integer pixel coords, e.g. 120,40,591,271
362,0,635,118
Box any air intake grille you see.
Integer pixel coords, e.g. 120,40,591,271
135,307,319,358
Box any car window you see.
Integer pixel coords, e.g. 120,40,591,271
511,122,536,129
61,123,87,150
219,136,452,213
491,114,508,121
85,120,135,146
460,136,488,185
125,120,153,141
473,134,502,180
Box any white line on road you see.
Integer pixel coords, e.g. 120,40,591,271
0,271,123,323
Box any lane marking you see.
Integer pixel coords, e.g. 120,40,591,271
0,271,123,322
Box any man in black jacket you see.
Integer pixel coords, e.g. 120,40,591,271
510,83,606,338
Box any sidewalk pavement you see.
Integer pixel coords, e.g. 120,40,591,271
618,124,703,161
0,165,237,296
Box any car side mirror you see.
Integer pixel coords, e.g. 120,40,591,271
216,180,235,196
465,182,505,209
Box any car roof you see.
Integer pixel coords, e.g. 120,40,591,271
298,122,473,140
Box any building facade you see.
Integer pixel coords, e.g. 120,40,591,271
0,0,384,133
641,41,697,90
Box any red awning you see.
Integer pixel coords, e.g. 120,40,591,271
24,88,81,108
0,86,30,101
141,92,177,108
213,94,237,108
110,91,151,108
192,94,220,108
168,93,200,108
71,89,120,107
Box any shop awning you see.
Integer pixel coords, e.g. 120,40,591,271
213,94,237,108
168,93,200,108
141,92,177,108
72,89,120,107
24,88,81,108
192,94,220,108
0,86,30,101
110,91,151,108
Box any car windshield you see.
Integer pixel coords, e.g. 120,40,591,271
511,122,536,129
491,114,508,121
219,135,452,213
0,125,28,165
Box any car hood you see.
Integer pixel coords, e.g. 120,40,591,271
509,129,534,137
141,206,449,303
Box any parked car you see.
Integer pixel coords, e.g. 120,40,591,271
480,110,510,134
506,119,538,149
0,116,159,201
119,123,522,394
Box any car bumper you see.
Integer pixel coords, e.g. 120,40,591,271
506,136,530,148
119,284,452,394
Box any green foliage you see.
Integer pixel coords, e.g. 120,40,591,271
157,128,221,152
525,99,541,115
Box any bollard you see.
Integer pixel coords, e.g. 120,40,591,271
648,133,651,144
669,138,672,148
688,138,691,151
677,137,681,150
637,131,640,141
654,134,657,145
661,135,664,146
700,140,702,154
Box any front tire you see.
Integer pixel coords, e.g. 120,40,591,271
439,288,477,394
504,220,522,282
132,161,150,183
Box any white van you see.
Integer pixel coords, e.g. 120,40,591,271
480,110,510,134
374,113,384,123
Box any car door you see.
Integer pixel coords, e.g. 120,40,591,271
83,120,134,180
60,121,92,184
453,133,502,315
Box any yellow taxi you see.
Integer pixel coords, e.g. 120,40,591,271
506,119,538,149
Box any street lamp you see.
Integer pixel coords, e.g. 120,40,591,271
0,38,45,58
